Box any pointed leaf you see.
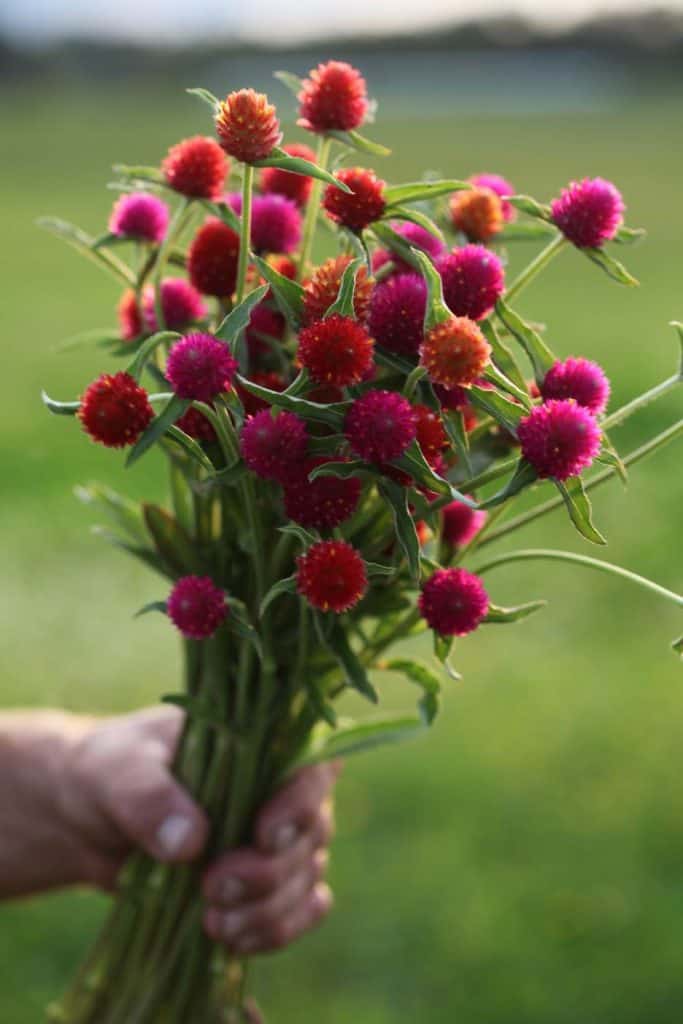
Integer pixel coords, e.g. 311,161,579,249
484,600,547,623
186,86,220,113
126,395,191,468
254,256,304,330
235,374,348,428
385,180,469,206
469,384,524,435
380,658,442,724
672,636,683,659
309,460,373,482
496,222,556,242
274,70,304,96
433,632,462,681
260,575,298,618
479,318,527,393
216,285,269,355
670,321,683,379
37,216,135,286
296,715,423,767
277,523,319,547
91,526,166,577
442,409,472,476
254,148,351,192
202,199,242,234
324,257,364,319
74,483,147,545
134,600,168,619
480,458,538,508
370,222,423,272
326,129,391,157
378,479,420,582
413,249,451,332
315,614,379,703
227,607,263,660
393,441,476,506
386,205,444,244
583,247,639,287
163,425,216,472
495,298,556,383
42,390,80,415
614,225,646,245
555,477,606,545
125,330,181,382
143,503,199,576
506,195,552,221
366,562,395,578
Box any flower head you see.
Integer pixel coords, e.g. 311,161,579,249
367,273,426,356
240,409,308,483
469,173,516,222
166,333,238,402
372,222,445,276
420,316,491,388
79,372,153,448
245,301,286,360
419,567,489,636
517,398,601,480
540,357,610,416
297,314,374,387
449,187,504,242
236,371,287,416
296,539,367,613
551,177,624,248
438,245,505,322
142,278,207,333
413,404,448,463
216,89,282,164
345,390,417,463
118,289,143,342
168,575,227,639
323,168,386,232
259,142,316,207
441,498,487,549
230,192,301,254
188,218,240,298
176,406,216,442
284,457,362,529
298,61,369,134
108,192,169,243
302,255,372,325
162,136,227,199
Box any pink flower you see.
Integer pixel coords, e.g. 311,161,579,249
228,192,302,254
367,273,426,356
419,568,489,636
284,457,362,529
166,333,238,402
437,245,505,322
441,498,487,548
540,357,610,416
345,390,417,463
469,173,516,222
551,178,624,249
142,278,207,332
240,409,308,483
517,399,601,480
167,575,227,639
109,192,169,243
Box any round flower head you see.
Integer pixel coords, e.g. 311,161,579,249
420,316,491,389
240,409,308,483
372,222,445,277
441,498,487,549
302,255,372,325
230,192,301,254
259,142,316,207
216,89,282,164
517,399,601,480
109,192,169,244
419,567,489,637
540,357,610,416
413,404,448,463
143,278,207,333
469,173,516,222
246,301,285,360
551,177,624,249
79,372,153,448
296,539,367,613
162,136,228,200
322,168,386,232
176,406,216,442
236,371,287,417
167,575,227,640
298,60,369,134
117,289,143,342
297,314,374,388
284,457,362,529
367,272,426,356
438,245,505,322
345,390,417,463
166,333,238,403
188,218,240,298
449,187,504,243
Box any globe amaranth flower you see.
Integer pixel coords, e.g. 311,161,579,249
109,192,169,244
438,245,505,322
162,136,228,199
297,314,374,387
240,409,308,483
296,539,368,613
345,390,417,463
142,278,207,333
188,218,240,298
79,372,154,448
167,575,227,639
550,177,624,248
367,273,426,357
540,357,610,416
236,371,287,417
259,142,316,207
323,168,386,232
449,187,504,243
419,567,489,636
118,289,143,342
176,406,216,442
441,498,487,549
413,404,448,464
298,60,369,134
216,89,282,164
229,191,301,254
517,398,601,480
284,457,362,529
302,255,372,325
372,222,446,277
166,333,238,403
245,301,286,360
420,316,491,389
468,173,516,222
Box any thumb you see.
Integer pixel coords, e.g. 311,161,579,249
103,743,209,863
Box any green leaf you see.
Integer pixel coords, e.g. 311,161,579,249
387,205,444,244
380,658,442,724
74,483,147,545
164,425,216,473
273,70,304,96
442,409,472,477
113,164,164,186
378,479,420,582
555,477,606,545
324,257,364,319
315,615,379,703
260,575,298,617
143,504,199,576
91,526,167,577
235,374,349,429
370,222,424,272
41,390,79,415
134,600,168,619
393,441,476,506
484,600,547,623
254,148,351,192
56,326,122,353
506,195,552,221
296,714,424,767
598,429,628,486
277,523,319,547
413,249,451,332
216,285,269,355
37,216,135,286
614,225,646,246
479,319,528,393
126,395,191,468
384,179,469,206
495,298,556,383
496,222,556,242
672,636,683,659
227,606,264,660
254,256,304,330
433,633,462,681
671,321,683,379
469,384,524,435
309,460,372,482
480,458,538,508
583,247,639,287
125,330,181,382
186,86,220,113
201,199,242,234
326,129,392,157
366,562,395,578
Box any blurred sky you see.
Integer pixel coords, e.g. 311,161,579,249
3,0,683,45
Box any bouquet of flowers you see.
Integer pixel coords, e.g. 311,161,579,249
41,59,682,1023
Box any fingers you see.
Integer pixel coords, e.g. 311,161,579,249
253,761,342,853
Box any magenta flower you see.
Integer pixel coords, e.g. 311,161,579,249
240,409,308,483
441,498,488,549
469,173,516,222
143,278,207,333
419,568,489,636
372,222,445,277
228,192,302,254
438,245,505,322
550,178,624,248
108,192,169,244
367,273,427,356
344,390,417,463
168,575,228,639
517,398,601,480
540,357,610,416
166,333,238,402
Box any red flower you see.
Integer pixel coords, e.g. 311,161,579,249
166,333,238,403
449,187,504,242
240,409,308,483
176,406,216,442
302,255,372,325
345,390,417,463
188,218,240,298
296,540,368,613
441,498,487,549
167,575,227,639
246,301,286,361
284,457,362,529
298,61,369,134
117,289,143,342
297,314,374,387
367,272,426,356
420,316,491,389
413,404,448,463
236,371,287,416
419,568,489,636
259,142,316,207
162,136,228,200
215,89,282,164
438,245,505,322
322,168,386,232
517,399,601,480
142,278,207,333
79,372,153,448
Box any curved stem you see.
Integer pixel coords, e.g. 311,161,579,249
602,374,680,431
505,233,566,303
235,166,254,305
298,136,332,281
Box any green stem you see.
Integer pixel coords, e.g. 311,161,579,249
602,374,681,431
457,455,518,494
505,233,566,303
473,548,683,607
298,136,332,281
236,166,254,305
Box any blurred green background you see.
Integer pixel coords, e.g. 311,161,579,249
1,48,682,1023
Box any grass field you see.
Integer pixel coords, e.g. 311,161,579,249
0,76,682,1022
